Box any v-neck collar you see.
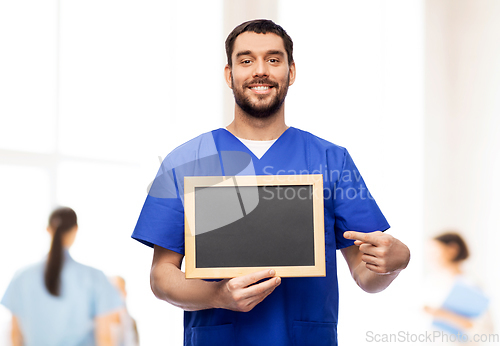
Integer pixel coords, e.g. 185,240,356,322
220,127,293,161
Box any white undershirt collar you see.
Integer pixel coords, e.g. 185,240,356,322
235,136,277,159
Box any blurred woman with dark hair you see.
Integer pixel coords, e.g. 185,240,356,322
434,232,470,268
424,231,493,345
1,207,123,346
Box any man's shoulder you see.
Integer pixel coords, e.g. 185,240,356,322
165,129,220,161
156,129,225,177
291,127,347,153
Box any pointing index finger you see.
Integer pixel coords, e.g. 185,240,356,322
344,231,378,245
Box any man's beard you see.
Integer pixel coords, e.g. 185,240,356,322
231,74,290,119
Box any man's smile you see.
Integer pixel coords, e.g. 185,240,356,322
248,84,274,94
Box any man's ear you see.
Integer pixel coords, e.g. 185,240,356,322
224,64,232,89
288,61,296,86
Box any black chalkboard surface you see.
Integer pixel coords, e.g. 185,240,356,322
184,175,325,278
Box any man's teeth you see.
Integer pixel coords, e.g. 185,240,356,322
251,86,270,90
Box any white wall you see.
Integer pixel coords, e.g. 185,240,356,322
425,0,500,334
0,1,223,345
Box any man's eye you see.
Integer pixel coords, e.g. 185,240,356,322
242,60,251,64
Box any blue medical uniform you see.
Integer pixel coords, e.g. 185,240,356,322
1,250,123,346
132,127,389,346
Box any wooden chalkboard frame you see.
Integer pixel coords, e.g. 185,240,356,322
184,174,325,279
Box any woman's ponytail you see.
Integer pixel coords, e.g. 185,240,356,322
44,207,77,296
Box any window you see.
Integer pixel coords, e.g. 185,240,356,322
0,1,223,344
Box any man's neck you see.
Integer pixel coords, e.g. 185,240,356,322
226,105,288,141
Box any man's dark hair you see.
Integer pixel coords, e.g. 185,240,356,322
225,19,293,67
434,232,470,262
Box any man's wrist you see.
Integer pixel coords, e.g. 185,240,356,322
210,280,226,310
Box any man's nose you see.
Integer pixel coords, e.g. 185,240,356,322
252,58,269,77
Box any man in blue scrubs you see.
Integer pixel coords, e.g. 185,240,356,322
132,19,411,346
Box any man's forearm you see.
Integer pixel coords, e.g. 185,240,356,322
150,246,281,313
151,261,222,311
352,262,401,293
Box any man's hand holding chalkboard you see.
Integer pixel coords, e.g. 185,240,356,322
215,269,281,312
341,231,410,293
150,246,281,312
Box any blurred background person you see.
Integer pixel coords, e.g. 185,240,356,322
109,276,140,346
424,232,494,345
0,207,123,346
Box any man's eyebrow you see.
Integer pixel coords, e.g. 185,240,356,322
235,50,286,58
235,50,252,58
266,50,285,57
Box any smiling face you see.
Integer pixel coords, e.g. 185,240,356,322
225,32,296,119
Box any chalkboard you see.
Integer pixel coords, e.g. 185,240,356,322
184,175,325,278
